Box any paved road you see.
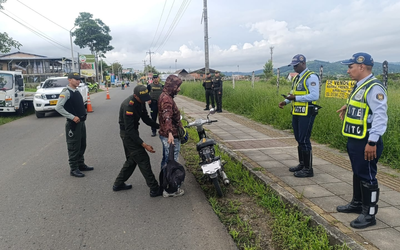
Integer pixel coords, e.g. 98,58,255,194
0,85,237,250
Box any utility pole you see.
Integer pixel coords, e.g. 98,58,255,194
69,26,76,72
175,59,177,72
202,0,210,75
146,50,154,68
142,60,147,76
270,46,274,74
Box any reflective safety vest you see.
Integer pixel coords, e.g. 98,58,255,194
342,77,386,139
291,70,317,116
149,83,163,100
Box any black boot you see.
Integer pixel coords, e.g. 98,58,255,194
289,146,304,172
294,150,313,178
337,174,362,213
350,181,379,229
70,169,85,177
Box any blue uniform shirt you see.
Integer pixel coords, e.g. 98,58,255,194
357,74,388,142
285,68,320,104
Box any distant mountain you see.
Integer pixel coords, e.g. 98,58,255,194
222,60,400,77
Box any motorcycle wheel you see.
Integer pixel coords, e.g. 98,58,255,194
211,176,223,197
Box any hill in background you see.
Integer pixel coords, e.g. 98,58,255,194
222,60,400,77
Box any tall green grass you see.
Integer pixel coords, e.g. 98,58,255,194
180,78,400,170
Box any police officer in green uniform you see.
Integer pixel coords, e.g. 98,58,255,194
147,74,164,137
336,52,388,229
112,85,162,197
213,71,223,112
202,72,215,110
55,72,94,177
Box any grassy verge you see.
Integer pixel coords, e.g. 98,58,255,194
25,87,37,92
180,79,400,170
180,123,350,250
0,107,34,125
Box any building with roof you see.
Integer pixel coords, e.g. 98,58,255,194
0,51,74,83
187,68,220,80
287,72,299,81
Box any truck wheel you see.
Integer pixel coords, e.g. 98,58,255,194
17,102,24,115
35,111,45,118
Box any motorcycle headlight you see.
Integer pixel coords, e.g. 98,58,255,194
34,93,47,99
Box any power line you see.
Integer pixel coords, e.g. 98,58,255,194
152,0,176,51
0,10,70,51
156,0,187,52
149,0,167,49
16,0,69,31
155,0,191,53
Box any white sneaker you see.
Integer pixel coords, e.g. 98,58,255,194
163,188,185,198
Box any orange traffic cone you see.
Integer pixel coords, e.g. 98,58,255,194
86,92,93,113
106,87,110,100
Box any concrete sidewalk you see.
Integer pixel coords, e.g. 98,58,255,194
176,95,400,250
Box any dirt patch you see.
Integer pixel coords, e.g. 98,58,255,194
181,140,277,250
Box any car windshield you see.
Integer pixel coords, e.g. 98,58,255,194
0,73,13,90
43,78,69,88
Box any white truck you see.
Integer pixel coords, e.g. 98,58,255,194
0,70,33,114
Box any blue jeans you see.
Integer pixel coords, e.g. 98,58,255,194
160,135,181,168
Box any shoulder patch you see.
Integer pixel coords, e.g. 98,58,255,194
310,82,317,86
376,93,385,101
129,100,134,106
126,111,134,116
59,94,65,98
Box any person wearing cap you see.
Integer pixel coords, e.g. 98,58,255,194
279,54,320,178
202,72,215,110
158,75,185,197
336,53,388,229
213,71,223,112
55,72,93,177
112,85,162,197
147,74,164,137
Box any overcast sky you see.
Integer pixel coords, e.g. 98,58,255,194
1,0,400,73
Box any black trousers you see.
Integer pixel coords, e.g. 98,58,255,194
65,121,86,170
114,130,159,190
347,136,383,185
214,90,222,111
205,89,215,108
149,99,158,133
292,112,316,152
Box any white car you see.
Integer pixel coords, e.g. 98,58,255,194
34,77,88,118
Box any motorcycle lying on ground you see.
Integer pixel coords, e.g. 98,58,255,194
185,108,229,197
87,82,99,92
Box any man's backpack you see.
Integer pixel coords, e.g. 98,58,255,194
160,144,185,193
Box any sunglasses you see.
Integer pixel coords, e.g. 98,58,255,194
294,63,303,68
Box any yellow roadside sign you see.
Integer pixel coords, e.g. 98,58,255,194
324,80,356,99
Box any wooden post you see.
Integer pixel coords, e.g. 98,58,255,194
276,68,280,95
383,60,388,89
251,71,255,88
